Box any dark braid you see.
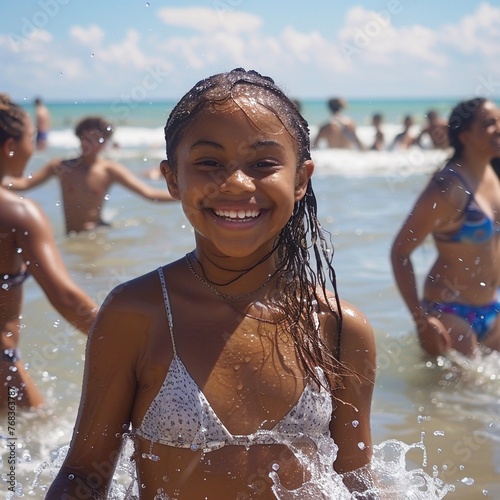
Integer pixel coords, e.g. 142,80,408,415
0,94,26,144
448,97,487,160
164,68,344,387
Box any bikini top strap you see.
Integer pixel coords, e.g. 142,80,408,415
157,267,177,356
437,167,473,196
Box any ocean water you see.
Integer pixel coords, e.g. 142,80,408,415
1,99,499,498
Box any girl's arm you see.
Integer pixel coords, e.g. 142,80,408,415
390,179,459,355
15,198,97,333
45,282,146,498
329,302,375,490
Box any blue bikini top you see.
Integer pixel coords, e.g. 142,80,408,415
434,169,498,244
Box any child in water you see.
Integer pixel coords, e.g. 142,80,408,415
0,95,97,409
46,69,376,498
4,116,176,234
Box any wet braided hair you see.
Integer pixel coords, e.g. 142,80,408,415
0,94,26,145
448,97,488,160
164,68,344,387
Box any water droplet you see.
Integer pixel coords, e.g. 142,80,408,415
272,463,279,471
68,474,75,480
59,72,63,77
482,489,489,496
190,444,198,451
244,357,251,363
357,442,366,450
351,420,359,428
433,430,445,437
99,137,104,144
143,157,148,162
461,477,474,485
234,364,240,371
16,248,22,254
91,53,94,58
146,2,150,6
237,383,243,391
8,151,14,157
104,194,110,200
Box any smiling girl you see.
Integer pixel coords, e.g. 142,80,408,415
46,69,376,499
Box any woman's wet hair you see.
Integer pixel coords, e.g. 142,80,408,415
0,94,27,145
448,97,488,159
164,68,345,388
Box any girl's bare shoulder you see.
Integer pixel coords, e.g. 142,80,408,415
320,293,374,353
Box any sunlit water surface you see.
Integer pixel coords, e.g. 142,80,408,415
1,137,499,498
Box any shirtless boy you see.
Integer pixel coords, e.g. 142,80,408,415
414,109,450,149
4,116,176,234
313,97,364,150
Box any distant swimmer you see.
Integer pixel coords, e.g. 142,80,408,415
369,113,385,151
313,97,364,150
3,116,177,234
34,97,50,151
414,109,450,149
390,115,416,150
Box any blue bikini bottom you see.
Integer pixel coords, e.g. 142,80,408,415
422,293,500,341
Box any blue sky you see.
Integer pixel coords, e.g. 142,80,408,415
1,1,500,101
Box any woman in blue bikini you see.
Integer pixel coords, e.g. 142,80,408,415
46,69,376,498
0,95,97,409
392,97,500,357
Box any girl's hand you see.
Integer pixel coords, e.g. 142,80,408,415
415,314,451,356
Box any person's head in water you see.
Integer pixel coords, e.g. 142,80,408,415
328,97,347,114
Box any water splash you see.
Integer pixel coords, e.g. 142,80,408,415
270,434,453,499
16,431,454,498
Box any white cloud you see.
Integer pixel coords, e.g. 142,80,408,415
280,27,350,72
2,3,500,100
70,24,105,47
69,26,166,74
338,6,447,67
157,7,262,34
440,2,500,56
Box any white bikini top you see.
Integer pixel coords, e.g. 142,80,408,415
134,267,333,454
